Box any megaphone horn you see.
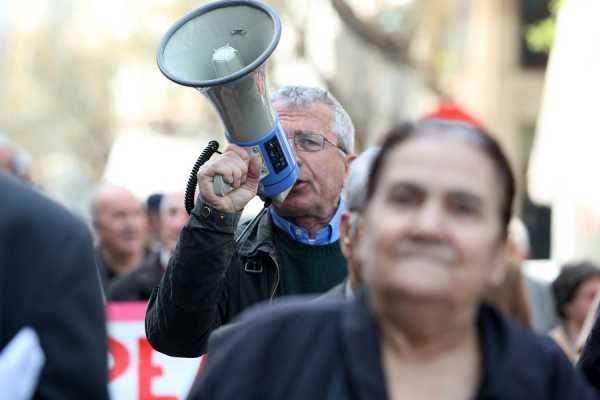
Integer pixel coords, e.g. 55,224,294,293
157,0,298,204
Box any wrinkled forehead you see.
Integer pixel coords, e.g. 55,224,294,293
276,103,335,137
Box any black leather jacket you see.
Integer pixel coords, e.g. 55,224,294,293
145,200,282,357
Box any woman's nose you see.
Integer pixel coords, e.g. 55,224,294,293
410,202,445,239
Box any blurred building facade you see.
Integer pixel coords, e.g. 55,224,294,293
323,0,552,258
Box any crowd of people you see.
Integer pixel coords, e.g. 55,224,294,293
3,85,600,398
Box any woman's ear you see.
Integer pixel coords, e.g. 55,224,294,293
488,238,509,287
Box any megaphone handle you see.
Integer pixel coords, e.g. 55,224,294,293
213,175,233,197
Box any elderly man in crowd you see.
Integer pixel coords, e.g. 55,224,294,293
206,147,380,351
321,147,379,299
91,183,147,291
145,85,357,356
108,191,187,301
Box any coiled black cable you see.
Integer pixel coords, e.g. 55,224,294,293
184,140,221,215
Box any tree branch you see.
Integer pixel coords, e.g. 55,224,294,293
329,0,411,62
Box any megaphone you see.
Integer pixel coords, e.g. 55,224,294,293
157,0,298,204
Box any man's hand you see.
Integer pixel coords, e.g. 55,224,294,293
197,144,262,213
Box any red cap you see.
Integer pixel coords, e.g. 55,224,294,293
421,103,484,129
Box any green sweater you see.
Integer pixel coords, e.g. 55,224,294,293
272,226,347,295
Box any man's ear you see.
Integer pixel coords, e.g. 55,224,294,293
344,153,357,172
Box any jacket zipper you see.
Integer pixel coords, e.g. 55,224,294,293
269,254,280,302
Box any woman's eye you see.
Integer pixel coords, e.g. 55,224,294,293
388,192,415,205
450,202,479,216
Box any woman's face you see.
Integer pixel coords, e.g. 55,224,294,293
359,134,507,307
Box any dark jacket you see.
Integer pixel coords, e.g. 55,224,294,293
207,279,351,352
146,201,317,357
108,251,164,301
94,247,116,292
189,295,597,400
317,278,350,300
578,308,600,391
0,173,109,399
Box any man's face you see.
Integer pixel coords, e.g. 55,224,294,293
273,103,351,221
565,277,600,327
359,135,507,307
95,190,147,257
159,192,187,254
340,211,365,291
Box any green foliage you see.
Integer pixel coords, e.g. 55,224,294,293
526,0,563,54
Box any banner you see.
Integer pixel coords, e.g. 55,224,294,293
107,302,205,400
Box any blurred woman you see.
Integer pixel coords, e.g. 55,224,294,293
188,119,596,399
550,261,600,362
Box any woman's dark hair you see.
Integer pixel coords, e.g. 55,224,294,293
366,119,516,237
552,261,600,319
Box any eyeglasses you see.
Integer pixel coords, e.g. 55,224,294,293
291,132,346,155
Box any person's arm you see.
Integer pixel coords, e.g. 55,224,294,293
145,145,261,357
145,199,241,357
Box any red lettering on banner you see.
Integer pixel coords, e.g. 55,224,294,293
109,337,130,381
138,338,177,400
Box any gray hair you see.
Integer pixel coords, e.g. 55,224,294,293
343,147,380,212
89,183,132,227
271,86,355,155
10,150,32,180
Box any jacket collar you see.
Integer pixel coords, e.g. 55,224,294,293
235,207,276,257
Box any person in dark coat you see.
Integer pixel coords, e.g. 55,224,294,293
108,191,187,301
91,183,148,291
207,148,379,351
145,86,357,357
189,117,597,399
0,173,109,399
